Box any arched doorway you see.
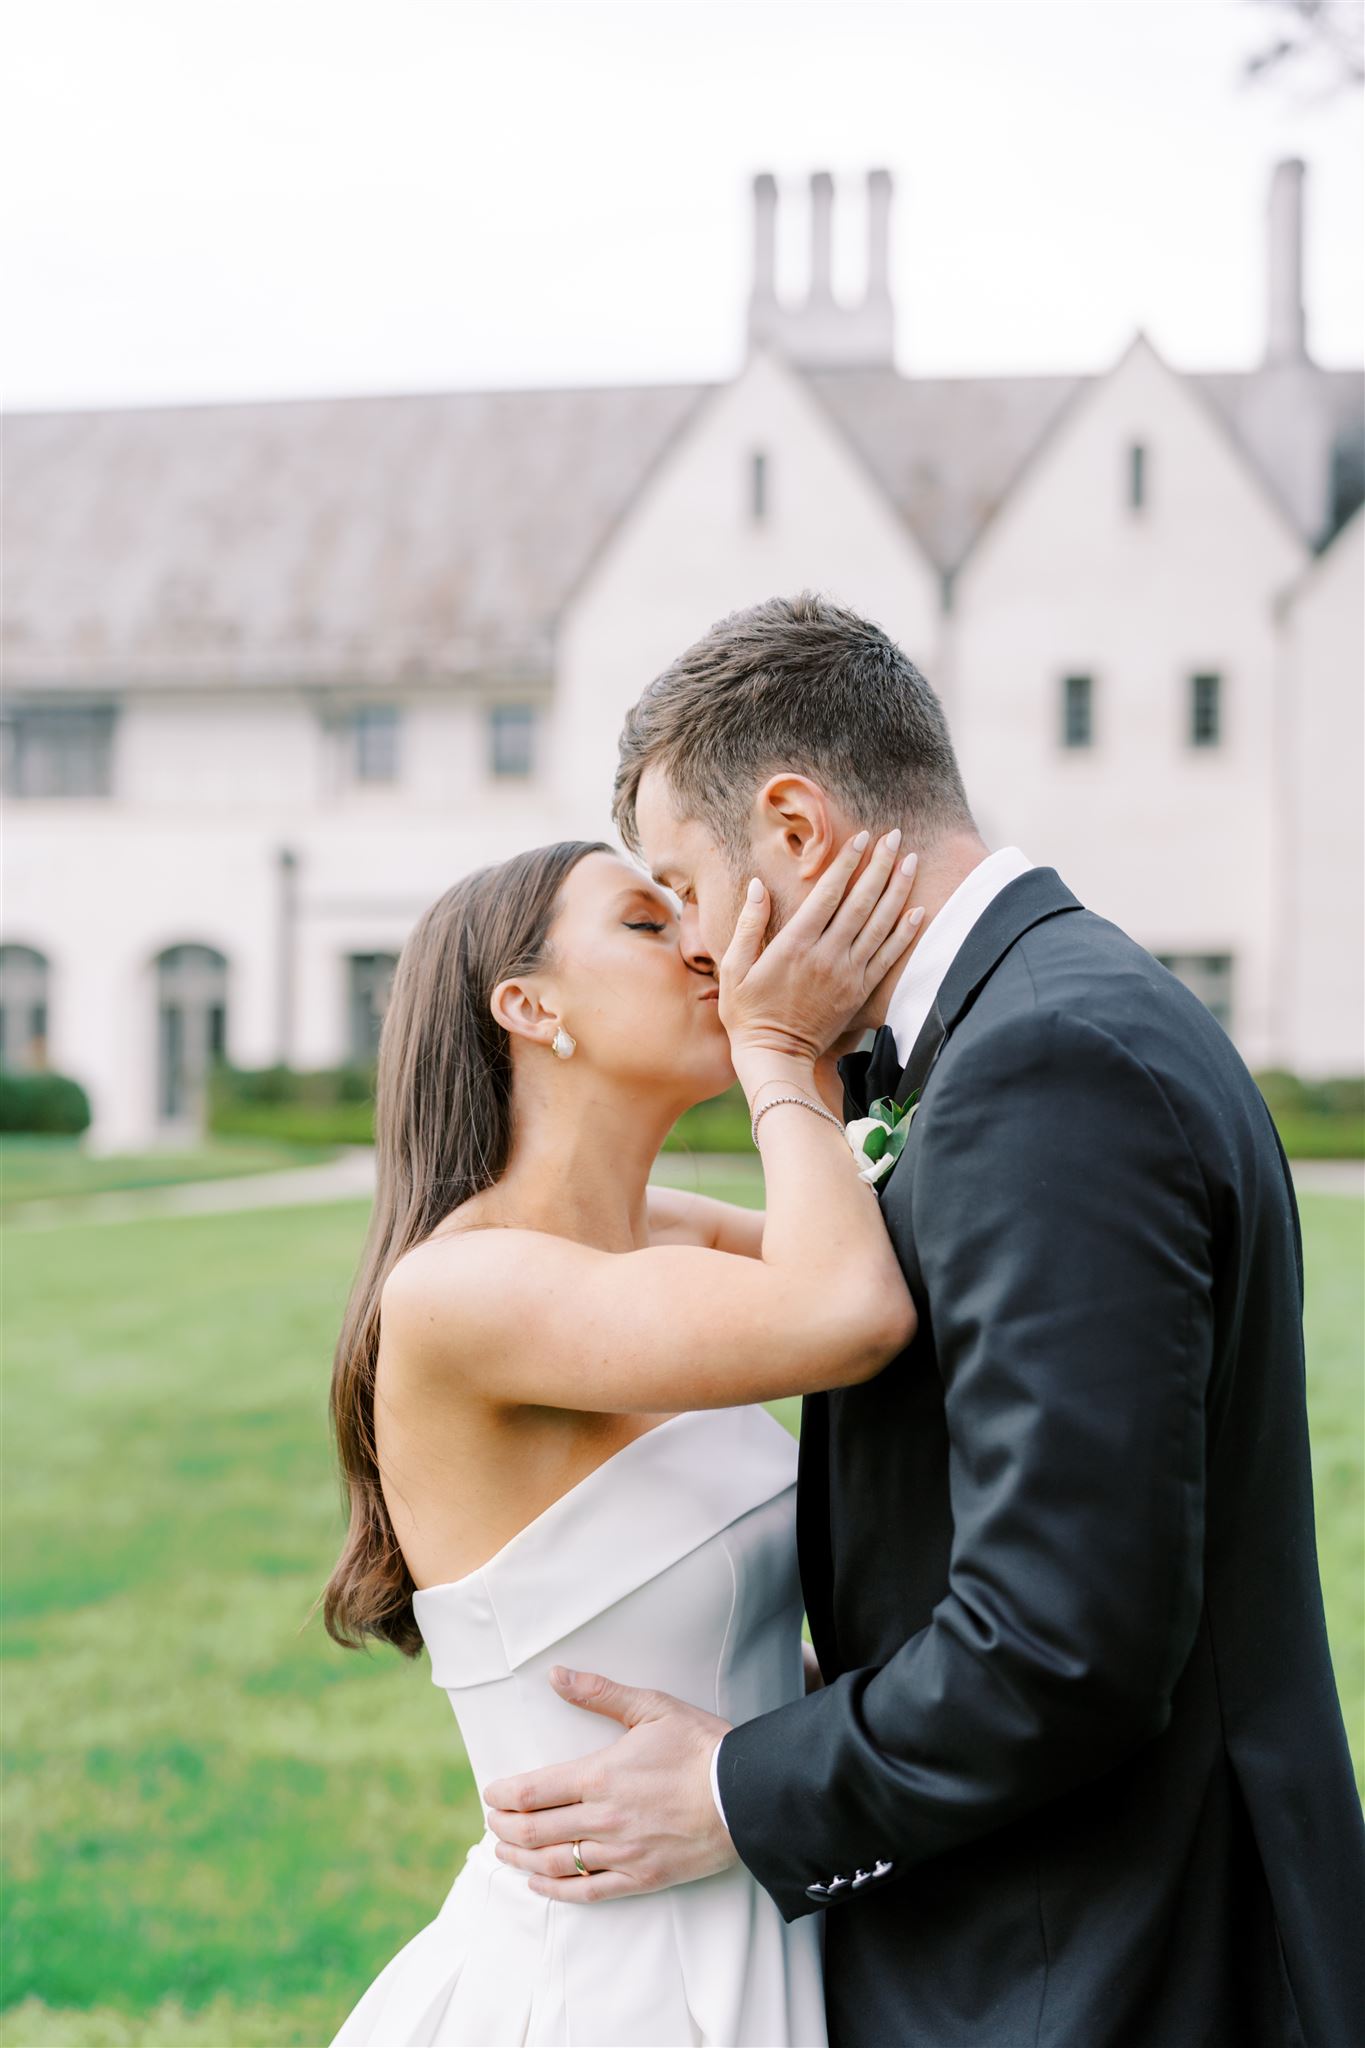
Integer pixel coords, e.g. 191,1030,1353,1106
0,944,50,1071
155,944,228,1127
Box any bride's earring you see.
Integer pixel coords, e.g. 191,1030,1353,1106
551,1025,576,1061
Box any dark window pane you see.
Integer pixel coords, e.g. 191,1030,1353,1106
1155,952,1234,1032
489,705,537,779
352,706,399,783
1062,674,1094,748
1190,673,1221,747
1129,443,1146,510
751,450,768,522
2,704,116,799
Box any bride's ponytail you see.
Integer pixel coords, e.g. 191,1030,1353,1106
320,840,610,1656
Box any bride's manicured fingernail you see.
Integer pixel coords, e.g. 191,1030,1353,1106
910,907,925,924
852,830,870,851
901,853,918,876
885,828,901,851
746,878,764,903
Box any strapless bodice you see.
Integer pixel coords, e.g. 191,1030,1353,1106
412,1405,804,1798
331,1404,826,2045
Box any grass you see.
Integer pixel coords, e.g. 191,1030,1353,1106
0,1139,341,1215
2,1180,1360,2046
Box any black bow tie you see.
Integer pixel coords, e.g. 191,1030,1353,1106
837,1023,904,1120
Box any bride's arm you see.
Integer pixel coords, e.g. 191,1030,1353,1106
383,831,921,1414
646,1184,764,1258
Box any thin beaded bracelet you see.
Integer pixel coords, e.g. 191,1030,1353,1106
750,1090,845,1146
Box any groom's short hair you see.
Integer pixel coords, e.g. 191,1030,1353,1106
613,591,974,862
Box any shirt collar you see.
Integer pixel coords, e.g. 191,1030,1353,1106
884,847,1035,1067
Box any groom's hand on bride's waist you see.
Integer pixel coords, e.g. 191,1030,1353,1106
482,1668,737,1903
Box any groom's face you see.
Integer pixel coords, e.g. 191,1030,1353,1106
632,764,810,970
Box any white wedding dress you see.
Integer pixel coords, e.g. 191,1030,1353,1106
330,1403,826,2047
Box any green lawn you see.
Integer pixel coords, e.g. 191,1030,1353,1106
2,1185,1361,2047
0,1138,340,1216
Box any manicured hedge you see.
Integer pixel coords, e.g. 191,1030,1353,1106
207,1064,376,1146
0,1071,92,1136
1254,1071,1364,1160
206,1062,756,1152
205,1063,1363,1160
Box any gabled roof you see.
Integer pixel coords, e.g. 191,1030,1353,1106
803,367,1084,575
1,383,707,687
808,358,1364,574
4,351,1360,688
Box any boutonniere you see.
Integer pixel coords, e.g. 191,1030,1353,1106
844,1092,920,1186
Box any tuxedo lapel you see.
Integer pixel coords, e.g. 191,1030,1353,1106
886,867,1083,1111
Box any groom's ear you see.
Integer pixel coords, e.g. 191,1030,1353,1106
490,976,556,1050
755,773,840,883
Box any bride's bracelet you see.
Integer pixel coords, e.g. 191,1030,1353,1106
750,1090,844,1147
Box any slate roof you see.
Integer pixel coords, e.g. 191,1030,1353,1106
4,356,1360,689
1,383,706,687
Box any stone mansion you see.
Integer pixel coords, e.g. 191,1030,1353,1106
3,160,1362,1149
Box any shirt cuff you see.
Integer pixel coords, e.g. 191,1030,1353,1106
709,1734,729,1830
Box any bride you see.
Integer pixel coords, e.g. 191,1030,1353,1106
324,827,921,2047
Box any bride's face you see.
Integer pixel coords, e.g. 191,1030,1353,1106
533,852,735,1102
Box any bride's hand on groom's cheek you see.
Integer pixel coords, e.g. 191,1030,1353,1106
482,1669,737,1903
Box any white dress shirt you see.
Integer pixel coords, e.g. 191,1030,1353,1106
708,845,1035,1833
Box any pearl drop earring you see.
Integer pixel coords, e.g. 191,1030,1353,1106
551,1026,576,1060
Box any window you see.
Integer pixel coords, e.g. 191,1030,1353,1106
155,944,229,1124
1128,443,1147,511
1,703,116,798
1061,674,1094,749
488,704,538,780
751,449,769,523
1156,953,1234,1033
350,706,399,784
0,945,50,1071
1190,673,1222,748
347,953,398,1063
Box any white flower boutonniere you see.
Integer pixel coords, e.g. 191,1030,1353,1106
844,1092,921,1186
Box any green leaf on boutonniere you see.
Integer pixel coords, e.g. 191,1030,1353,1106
845,1087,923,1185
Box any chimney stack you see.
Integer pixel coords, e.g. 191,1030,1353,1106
809,171,835,304
1266,158,1308,366
867,167,893,304
749,171,778,345
745,169,896,369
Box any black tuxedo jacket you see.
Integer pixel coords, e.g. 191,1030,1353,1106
718,868,1365,2047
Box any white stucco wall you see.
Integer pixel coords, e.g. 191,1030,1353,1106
951,337,1308,1066
1278,510,1365,1075
2,688,564,1148
551,348,943,837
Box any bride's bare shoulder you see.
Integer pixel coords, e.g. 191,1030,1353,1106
381,1214,592,1348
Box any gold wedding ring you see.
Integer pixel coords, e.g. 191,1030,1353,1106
571,1840,589,1878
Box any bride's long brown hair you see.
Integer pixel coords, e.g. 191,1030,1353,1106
321,840,611,1657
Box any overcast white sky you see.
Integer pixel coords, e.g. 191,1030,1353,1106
2,0,1361,411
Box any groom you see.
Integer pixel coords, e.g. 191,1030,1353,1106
485,593,1365,2045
